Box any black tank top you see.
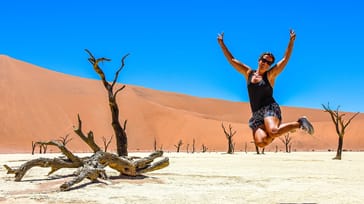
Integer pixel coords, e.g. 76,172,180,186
247,71,276,112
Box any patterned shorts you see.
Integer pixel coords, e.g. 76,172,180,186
248,102,282,130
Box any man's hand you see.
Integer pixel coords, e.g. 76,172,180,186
289,29,296,41
217,32,224,41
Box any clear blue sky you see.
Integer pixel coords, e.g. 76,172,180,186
1,0,363,112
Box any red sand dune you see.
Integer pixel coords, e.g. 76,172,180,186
1,55,363,153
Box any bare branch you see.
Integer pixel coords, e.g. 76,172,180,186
123,120,128,131
344,112,360,129
35,140,80,163
73,114,101,152
85,49,111,89
114,85,126,97
58,134,72,146
111,53,130,88
221,123,228,136
102,136,113,152
84,49,95,61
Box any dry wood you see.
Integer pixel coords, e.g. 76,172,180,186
4,116,169,191
85,49,129,156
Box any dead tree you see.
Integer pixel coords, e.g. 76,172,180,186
174,140,183,153
85,49,129,156
279,133,293,153
32,142,48,154
186,144,190,153
201,144,208,153
4,114,169,191
58,134,72,146
153,137,157,151
31,141,36,155
221,123,236,154
40,143,48,153
102,136,113,152
192,138,196,153
322,103,360,160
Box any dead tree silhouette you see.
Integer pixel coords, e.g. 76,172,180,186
322,103,359,160
85,49,129,156
174,140,183,153
279,133,293,153
221,123,236,154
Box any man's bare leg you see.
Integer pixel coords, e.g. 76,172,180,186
264,116,300,138
253,116,314,148
253,117,300,148
253,126,274,148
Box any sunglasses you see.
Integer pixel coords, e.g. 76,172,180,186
260,58,273,65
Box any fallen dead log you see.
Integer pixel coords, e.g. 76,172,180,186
4,116,169,191
4,148,169,191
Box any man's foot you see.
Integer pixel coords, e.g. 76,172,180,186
298,116,314,135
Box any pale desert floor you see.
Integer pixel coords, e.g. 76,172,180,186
0,152,363,204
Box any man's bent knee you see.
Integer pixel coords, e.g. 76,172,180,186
264,127,280,138
269,127,279,134
254,136,274,148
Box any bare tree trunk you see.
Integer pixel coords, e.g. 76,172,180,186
201,144,208,153
192,139,196,153
31,141,36,155
334,136,344,160
227,137,233,154
85,49,129,156
174,140,183,153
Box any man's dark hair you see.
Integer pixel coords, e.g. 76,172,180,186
259,52,275,65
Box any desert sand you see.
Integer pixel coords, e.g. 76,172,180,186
1,55,364,203
1,55,364,154
1,151,364,204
